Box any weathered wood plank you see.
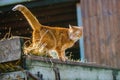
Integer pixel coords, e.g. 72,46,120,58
108,0,117,68
113,0,119,68
97,0,107,65
91,0,100,64
0,37,22,63
87,0,94,62
101,0,110,67
114,0,120,67
87,0,92,62
81,0,92,62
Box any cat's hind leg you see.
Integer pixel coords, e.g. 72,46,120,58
56,49,67,61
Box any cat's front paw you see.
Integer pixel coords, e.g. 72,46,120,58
59,56,68,61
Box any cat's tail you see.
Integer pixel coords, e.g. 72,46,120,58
12,4,42,30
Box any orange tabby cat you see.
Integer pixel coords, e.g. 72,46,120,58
12,4,83,61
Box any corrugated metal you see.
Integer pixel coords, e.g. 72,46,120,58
81,0,120,68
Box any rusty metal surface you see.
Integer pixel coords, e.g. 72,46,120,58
0,37,22,63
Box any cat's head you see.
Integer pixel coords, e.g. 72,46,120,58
12,4,25,11
68,25,83,42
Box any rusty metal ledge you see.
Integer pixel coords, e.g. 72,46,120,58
25,55,120,70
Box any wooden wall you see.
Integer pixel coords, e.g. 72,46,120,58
81,0,120,68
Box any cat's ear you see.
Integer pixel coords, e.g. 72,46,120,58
69,24,74,29
69,24,72,29
69,24,73,33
